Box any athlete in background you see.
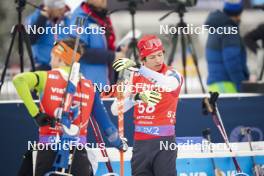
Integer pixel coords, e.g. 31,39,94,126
111,35,183,176
70,0,127,86
26,0,70,70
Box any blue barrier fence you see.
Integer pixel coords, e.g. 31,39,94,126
95,155,264,176
0,94,263,175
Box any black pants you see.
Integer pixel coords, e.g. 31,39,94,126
18,149,93,176
131,136,177,176
18,150,33,176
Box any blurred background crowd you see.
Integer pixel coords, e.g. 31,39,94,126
0,0,263,99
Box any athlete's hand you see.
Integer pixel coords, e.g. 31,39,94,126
118,137,128,152
33,112,55,127
112,58,139,72
135,90,162,106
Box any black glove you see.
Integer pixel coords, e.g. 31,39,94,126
33,112,55,127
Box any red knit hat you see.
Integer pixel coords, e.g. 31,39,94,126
137,35,164,60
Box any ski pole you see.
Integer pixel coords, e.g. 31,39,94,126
117,72,125,176
90,115,114,173
203,92,242,173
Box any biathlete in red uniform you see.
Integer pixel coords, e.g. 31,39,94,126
111,35,183,176
13,38,127,176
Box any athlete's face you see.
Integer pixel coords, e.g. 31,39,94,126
143,50,164,71
51,53,65,68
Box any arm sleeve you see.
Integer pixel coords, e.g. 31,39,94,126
91,91,122,148
25,9,48,44
12,71,47,117
138,66,182,91
222,33,247,90
80,48,115,64
111,96,135,116
244,24,264,54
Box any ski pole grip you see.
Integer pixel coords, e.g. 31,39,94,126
203,97,214,113
240,127,251,135
209,92,219,104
